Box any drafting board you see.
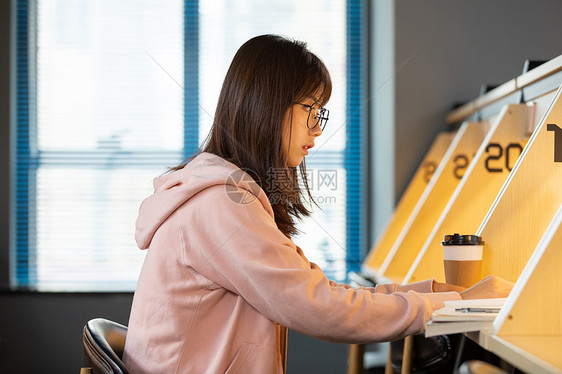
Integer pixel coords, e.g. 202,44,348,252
404,94,554,283
474,84,562,282
363,132,454,272
472,203,562,373
380,121,488,282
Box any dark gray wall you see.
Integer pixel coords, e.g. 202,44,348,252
393,0,562,200
1,0,11,288
0,292,134,373
0,291,347,373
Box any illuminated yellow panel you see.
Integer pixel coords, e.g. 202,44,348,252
499,205,562,337
363,132,455,272
406,104,532,284
482,204,562,373
381,121,488,282
476,86,562,282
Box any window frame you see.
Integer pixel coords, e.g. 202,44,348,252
9,0,368,291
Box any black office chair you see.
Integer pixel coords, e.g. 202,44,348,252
82,318,129,374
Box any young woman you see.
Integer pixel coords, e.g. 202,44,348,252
123,35,511,373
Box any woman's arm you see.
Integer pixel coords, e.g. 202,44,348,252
181,185,461,344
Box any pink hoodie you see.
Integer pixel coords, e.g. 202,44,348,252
123,152,461,373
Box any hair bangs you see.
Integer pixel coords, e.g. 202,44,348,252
296,53,332,106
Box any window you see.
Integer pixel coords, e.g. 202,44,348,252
12,0,365,291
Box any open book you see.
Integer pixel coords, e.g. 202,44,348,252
425,298,506,337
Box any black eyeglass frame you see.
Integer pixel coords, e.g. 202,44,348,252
294,102,329,131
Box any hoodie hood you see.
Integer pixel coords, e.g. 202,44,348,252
135,152,273,249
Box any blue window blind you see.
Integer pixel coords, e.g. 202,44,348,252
346,0,366,273
12,0,365,291
14,0,32,286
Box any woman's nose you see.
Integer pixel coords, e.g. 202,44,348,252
310,123,323,137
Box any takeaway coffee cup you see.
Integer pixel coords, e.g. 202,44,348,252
442,233,484,288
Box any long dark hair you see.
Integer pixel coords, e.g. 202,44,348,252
177,34,332,237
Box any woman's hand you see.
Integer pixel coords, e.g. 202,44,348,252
433,281,467,293
459,275,514,300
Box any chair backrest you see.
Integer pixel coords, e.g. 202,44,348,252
83,318,129,374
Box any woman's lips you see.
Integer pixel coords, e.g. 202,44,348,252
302,144,314,155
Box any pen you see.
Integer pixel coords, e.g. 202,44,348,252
455,307,501,313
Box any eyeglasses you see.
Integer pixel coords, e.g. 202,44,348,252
294,102,329,131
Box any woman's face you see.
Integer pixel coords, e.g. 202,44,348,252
282,96,324,167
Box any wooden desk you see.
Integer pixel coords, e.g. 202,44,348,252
458,201,562,374
362,55,562,374
466,332,562,374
